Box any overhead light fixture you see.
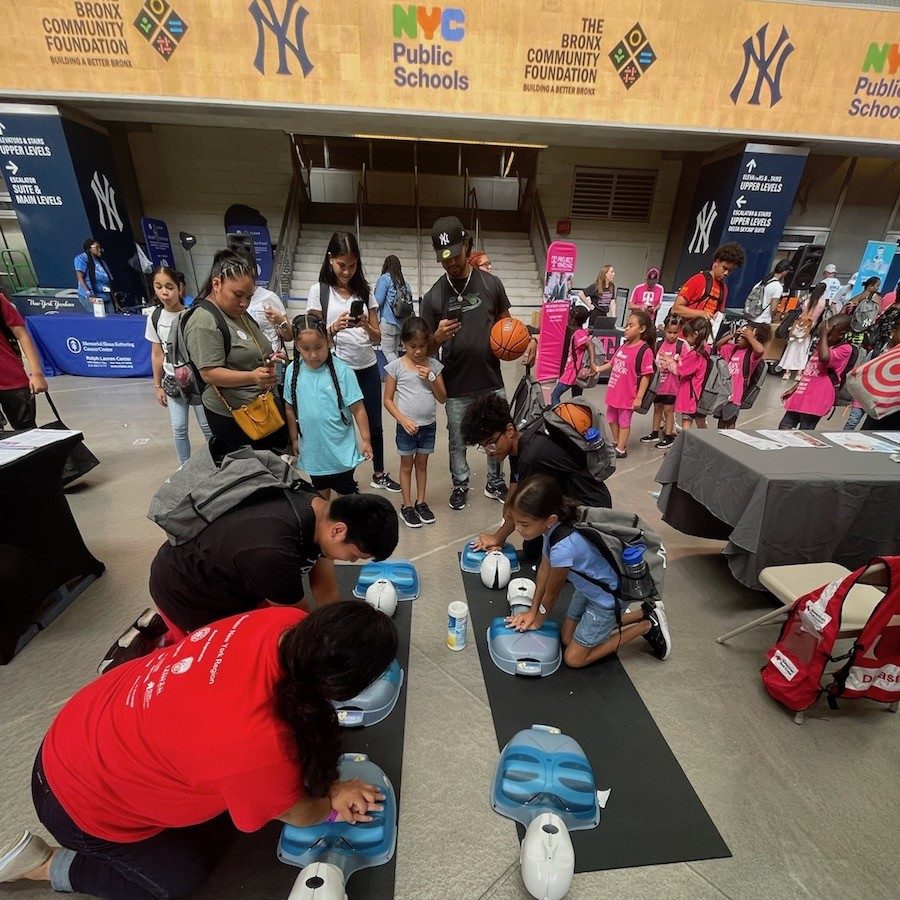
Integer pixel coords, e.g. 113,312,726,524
351,133,548,149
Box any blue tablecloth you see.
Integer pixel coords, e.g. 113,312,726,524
26,314,151,378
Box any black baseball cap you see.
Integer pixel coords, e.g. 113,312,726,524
431,216,468,262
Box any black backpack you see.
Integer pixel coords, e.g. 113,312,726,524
828,344,862,408
695,271,725,312
740,351,767,409
390,280,415,321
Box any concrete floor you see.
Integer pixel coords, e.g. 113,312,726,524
1,366,898,900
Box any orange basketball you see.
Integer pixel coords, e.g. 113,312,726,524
555,402,593,434
490,317,531,361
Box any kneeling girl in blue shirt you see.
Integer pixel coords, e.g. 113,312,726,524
506,474,671,667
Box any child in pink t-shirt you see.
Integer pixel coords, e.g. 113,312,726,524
639,314,682,449
551,306,601,405
597,310,655,458
780,315,853,430
673,317,712,429
713,322,771,429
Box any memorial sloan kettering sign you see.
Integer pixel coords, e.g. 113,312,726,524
1,0,896,143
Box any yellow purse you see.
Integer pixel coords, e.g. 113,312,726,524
214,316,285,441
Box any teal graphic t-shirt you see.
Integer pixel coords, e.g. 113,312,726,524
284,356,364,476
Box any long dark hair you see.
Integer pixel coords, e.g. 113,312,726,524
81,238,109,294
197,249,255,301
381,254,405,291
290,312,350,432
276,603,398,797
319,231,370,300
510,474,578,524
568,306,590,329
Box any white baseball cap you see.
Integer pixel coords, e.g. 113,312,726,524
824,264,837,274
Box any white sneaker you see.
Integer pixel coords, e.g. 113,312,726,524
0,831,52,883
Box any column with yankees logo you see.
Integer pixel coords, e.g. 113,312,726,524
0,104,139,304
63,114,141,307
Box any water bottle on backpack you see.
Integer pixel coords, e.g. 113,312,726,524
619,545,655,602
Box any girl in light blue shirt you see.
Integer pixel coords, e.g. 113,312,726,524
284,313,372,497
505,474,672,669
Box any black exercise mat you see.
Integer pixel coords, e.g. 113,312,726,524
462,564,731,871
196,566,410,898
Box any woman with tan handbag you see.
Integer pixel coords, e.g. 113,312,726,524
183,251,289,454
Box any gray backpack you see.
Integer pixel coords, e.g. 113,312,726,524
148,445,315,545
743,280,770,319
547,505,667,618
509,368,547,431
531,397,617,482
850,297,879,333
694,354,733,416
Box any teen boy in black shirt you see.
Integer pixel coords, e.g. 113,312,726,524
460,393,612,559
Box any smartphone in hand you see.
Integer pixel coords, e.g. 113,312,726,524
447,296,464,321
349,299,365,322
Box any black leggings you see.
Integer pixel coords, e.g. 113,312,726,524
353,363,384,473
32,750,219,899
778,411,821,430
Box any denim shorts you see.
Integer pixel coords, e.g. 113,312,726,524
396,420,437,456
567,590,619,647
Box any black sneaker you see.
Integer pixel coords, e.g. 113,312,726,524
656,434,675,448
371,472,402,492
97,624,163,675
484,481,508,502
639,431,659,444
414,501,436,524
134,608,167,642
643,601,671,660
449,486,469,510
615,448,628,459
400,505,423,528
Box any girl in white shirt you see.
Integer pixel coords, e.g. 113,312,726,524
304,232,400,493
145,266,212,465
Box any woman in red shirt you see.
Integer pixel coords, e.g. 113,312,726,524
0,603,397,899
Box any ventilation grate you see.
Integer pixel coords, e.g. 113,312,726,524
570,167,657,221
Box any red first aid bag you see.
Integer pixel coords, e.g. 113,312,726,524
762,557,900,713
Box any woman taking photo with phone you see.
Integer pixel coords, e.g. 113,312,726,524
302,232,400,492
183,250,288,455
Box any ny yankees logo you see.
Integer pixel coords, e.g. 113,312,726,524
90,172,123,232
249,0,313,77
730,23,794,107
438,232,450,246
688,201,717,254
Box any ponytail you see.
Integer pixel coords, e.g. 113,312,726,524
276,604,398,797
509,474,578,524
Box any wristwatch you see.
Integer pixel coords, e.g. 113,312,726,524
427,371,436,383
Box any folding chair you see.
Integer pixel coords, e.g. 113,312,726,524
716,563,883,645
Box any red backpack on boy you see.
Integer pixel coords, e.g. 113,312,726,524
761,556,900,714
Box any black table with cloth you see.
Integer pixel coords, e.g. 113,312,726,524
655,429,900,589
0,433,104,662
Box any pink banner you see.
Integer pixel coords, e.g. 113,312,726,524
542,241,578,304
545,241,578,274
535,301,570,382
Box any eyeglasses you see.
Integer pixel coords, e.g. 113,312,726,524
476,432,502,453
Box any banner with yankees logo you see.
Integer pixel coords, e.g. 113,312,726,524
846,345,900,420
